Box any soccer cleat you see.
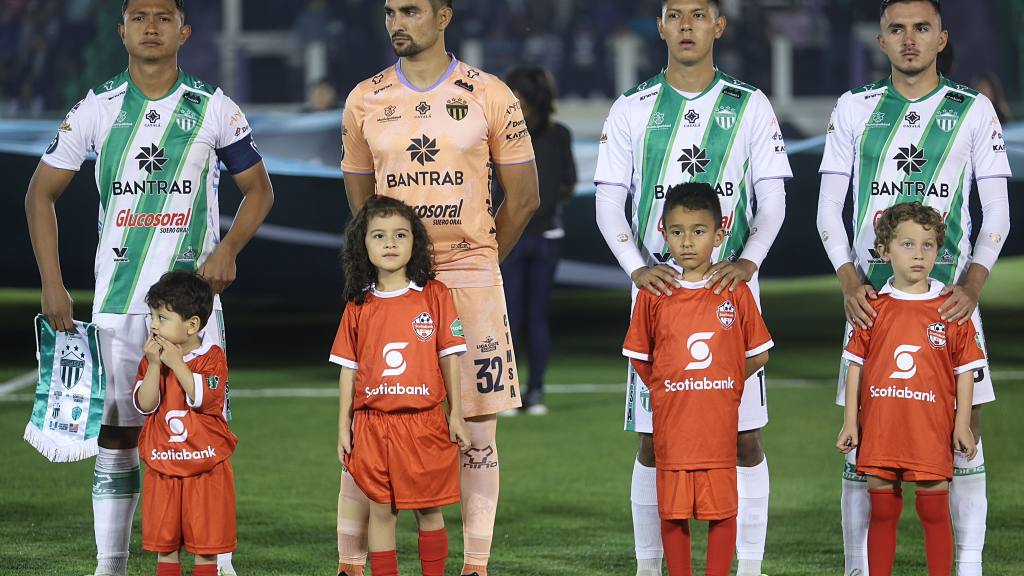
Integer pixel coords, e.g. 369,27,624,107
497,408,519,417
525,403,548,415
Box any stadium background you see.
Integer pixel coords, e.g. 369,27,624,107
1,1,1022,574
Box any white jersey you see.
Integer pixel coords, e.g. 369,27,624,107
819,77,1011,289
595,70,792,266
42,69,261,315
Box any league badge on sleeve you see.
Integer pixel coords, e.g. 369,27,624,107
717,301,736,329
413,312,435,341
927,322,947,349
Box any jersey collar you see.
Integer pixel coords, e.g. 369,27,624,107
396,53,459,93
661,68,722,101
125,67,186,101
371,281,424,298
183,330,216,362
883,74,947,103
879,277,945,300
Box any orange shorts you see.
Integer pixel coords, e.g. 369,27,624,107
142,459,236,555
345,406,460,510
449,286,522,417
657,468,738,521
858,466,950,483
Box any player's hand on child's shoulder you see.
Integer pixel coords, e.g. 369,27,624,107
953,425,977,460
449,416,472,452
631,265,681,296
843,283,878,330
144,336,163,363
938,284,980,325
704,258,757,294
836,425,858,454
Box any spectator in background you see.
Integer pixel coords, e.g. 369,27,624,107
974,72,1014,123
499,67,576,416
304,77,338,112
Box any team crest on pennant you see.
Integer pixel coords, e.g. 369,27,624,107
71,406,83,421
59,342,85,390
413,312,436,341
927,322,947,349
717,301,736,329
715,106,737,130
446,98,469,121
640,387,651,412
935,110,959,133
207,375,219,390
176,109,198,132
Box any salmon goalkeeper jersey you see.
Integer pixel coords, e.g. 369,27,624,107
41,69,263,316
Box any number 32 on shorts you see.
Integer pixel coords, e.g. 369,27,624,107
475,351,514,394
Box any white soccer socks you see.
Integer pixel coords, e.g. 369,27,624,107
92,447,140,576
736,458,770,576
338,470,370,575
841,450,871,576
631,459,663,576
216,552,237,575
952,438,987,576
461,419,499,574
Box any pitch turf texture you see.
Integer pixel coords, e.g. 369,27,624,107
2,261,1023,575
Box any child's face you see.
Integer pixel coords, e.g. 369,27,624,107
365,213,414,276
662,205,724,271
879,220,940,285
149,304,200,345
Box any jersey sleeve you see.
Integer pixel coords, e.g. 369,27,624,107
737,284,774,356
187,346,229,416
41,93,98,172
432,282,468,357
341,88,374,174
213,94,262,175
951,320,988,375
969,95,1012,180
843,325,870,365
132,357,158,415
486,80,535,165
623,292,654,362
594,95,633,188
329,302,360,370
820,93,856,176
746,90,793,183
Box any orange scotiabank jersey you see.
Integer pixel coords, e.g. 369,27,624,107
623,280,773,470
135,343,237,477
330,281,468,412
843,280,987,478
342,57,536,288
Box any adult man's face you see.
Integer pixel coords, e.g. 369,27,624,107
878,1,947,77
384,0,450,58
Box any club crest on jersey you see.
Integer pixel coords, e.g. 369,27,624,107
935,110,960,133
649,111,666,127
927,322,947,349
207,375,220,390
176,109,198,132
60,341,85,390
714,106,737,130
413,312,435,341
447,98,469,121
717,301,736,329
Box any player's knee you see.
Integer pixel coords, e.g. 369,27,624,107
736,429,764,467
414,508,444,531
98,425,142,449
637,433,656,467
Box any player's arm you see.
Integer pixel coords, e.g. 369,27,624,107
341,89,377,216
836,362,862,453
344,173,376,216
338,366,355,460
818,173,878,329
707,178,787,293
938,178,1010,324
952,370,977,459
595,184,680,296
744,351,769,379
24,162,78,331
494,161,540,263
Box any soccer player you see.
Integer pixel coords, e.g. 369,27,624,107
339,1,540,575
837,203,984,576
136,272,238,576
817,1,1011,574
623,183,773,576
24,1,274,575
595,1,790,574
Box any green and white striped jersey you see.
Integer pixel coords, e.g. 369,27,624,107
42,69,259,315
820,77,1011,289
595,70,792,266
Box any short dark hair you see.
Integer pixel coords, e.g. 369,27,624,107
663,183,722,229
874,202,946,251
662,0,720,10
122,0,186,23
505,67,556,133
429,0,453,10
880,0,941,19
145,271,213,328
